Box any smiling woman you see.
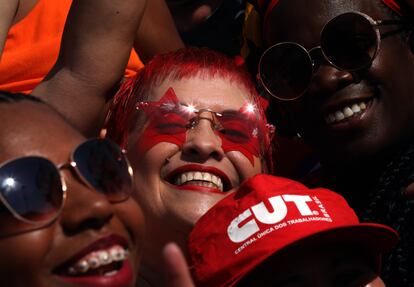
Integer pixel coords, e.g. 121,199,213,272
105,47,273,287
259,0,414,285
0,91,145,287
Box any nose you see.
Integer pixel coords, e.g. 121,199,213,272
181,112,225,162
309,64,357,96
59,172,113,234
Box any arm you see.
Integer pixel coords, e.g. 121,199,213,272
134,0,184,63
0,0,18,59
32,0,147,136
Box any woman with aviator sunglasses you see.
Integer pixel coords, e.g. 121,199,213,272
0,91,145,287
259,0,414,285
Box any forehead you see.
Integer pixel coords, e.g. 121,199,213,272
265,0,388,47
0,102,83,164
149,76,250,111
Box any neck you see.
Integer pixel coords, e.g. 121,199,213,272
321,141,413,210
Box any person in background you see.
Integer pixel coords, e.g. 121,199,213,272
165,0,264,75
258,0,414,284
189,174,398,287
0,0,183,94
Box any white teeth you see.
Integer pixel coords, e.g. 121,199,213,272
181,174,187,184
76,260,89,273
88,256,100,269
325,101,368,124
173,171,224,191
334,111,345,121
343,107,353,117
194,172,203,181
203,173,212,182
98,251,112,265
67,245,128,276
110,246,125,262
351,104,361,113
360,102,366,110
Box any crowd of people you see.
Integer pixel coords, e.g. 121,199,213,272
0,0,413,286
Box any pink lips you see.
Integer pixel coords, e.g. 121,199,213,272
164,164,232,193
54,234,134,287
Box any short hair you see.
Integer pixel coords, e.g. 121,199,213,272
105,47,273,171
105,47,266,147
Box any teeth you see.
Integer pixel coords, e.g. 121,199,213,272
334,111,345,121
351,104,361,113
76,260,89,273
203,173,212,182
98,251,112,265
343,107,353,117
360,102,366,110
67,245,128,276
325,101,368,124
88,256,100,269
194,172,203,181
173,171,224,191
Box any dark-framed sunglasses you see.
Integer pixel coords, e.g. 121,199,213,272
0,138,133,236
259,11,411,101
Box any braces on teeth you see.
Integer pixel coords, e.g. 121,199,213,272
67,246,129,275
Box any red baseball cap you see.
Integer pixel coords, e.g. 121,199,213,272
188,174,398,287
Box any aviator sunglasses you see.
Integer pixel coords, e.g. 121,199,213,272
0,138,133,236
259,11,411,101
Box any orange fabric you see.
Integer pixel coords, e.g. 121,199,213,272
0,0,143,94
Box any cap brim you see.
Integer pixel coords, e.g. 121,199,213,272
229,223,398,287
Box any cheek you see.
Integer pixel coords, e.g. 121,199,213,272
128,140,179,176
370,43,414,128
226,151,262,179
0,229,55,285
113,200,145,270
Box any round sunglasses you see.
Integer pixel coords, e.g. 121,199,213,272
259,11,411,101
0,138,133,236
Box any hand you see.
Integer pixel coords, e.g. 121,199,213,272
162,242,195,287
365,276,385,287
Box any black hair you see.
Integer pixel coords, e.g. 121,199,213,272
0,91,44,104
361,142,414,286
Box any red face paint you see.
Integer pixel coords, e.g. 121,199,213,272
135,88,271,165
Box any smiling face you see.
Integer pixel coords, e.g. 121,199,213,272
264,0,414,166
0,101,144,287
126,76,263,271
